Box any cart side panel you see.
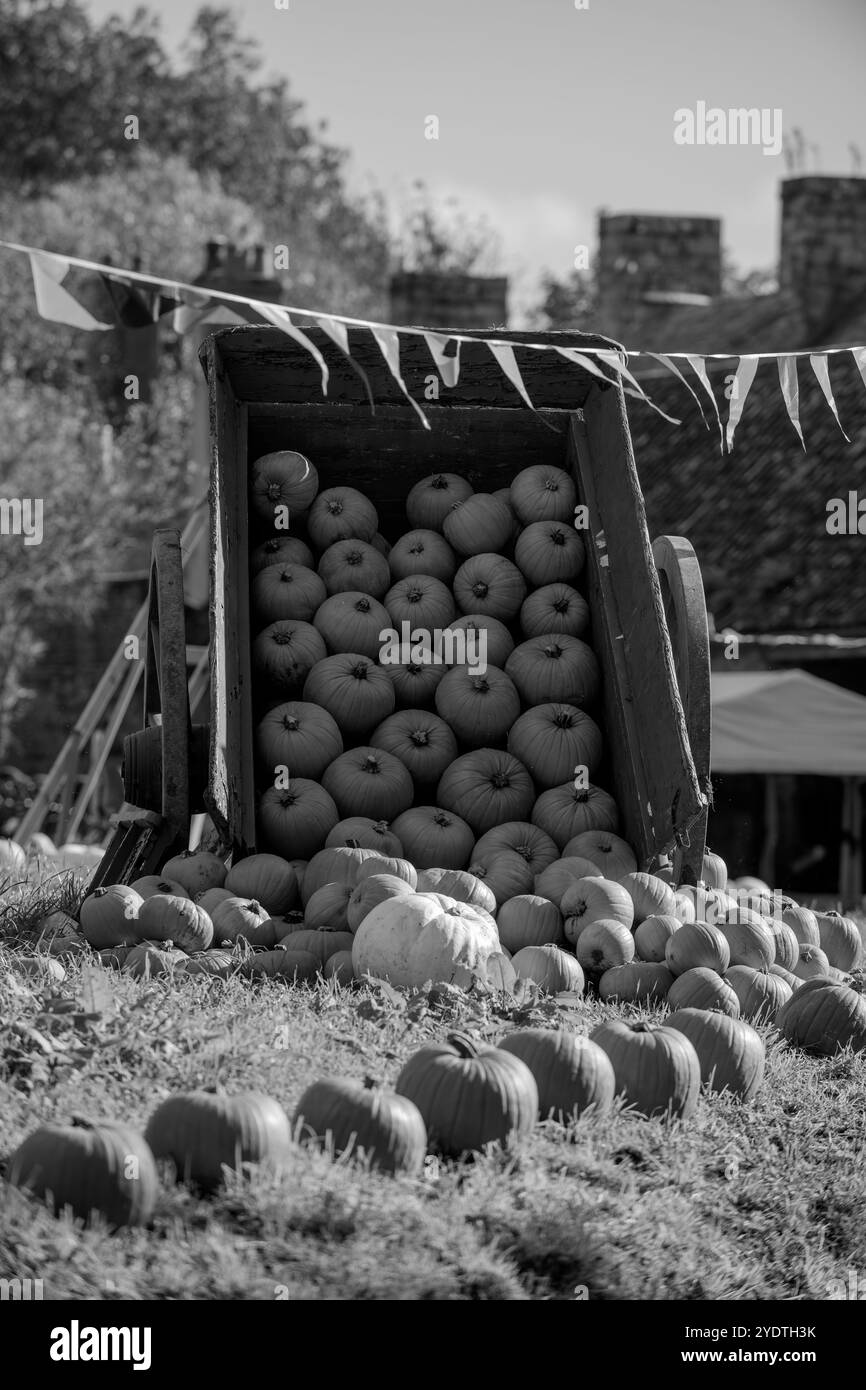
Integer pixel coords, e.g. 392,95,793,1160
569,390,705,866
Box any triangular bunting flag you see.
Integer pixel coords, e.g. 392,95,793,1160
777,356,805,449
725,356,759,452
809,353,850,442
28,251,112,331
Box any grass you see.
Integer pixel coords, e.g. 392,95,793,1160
1,867,865,1301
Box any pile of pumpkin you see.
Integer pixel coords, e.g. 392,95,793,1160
248,453,613,876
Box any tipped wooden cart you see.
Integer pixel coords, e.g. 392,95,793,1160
91,324,711,890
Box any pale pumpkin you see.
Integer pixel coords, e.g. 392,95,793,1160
351,893,502,988
561,876,634,945
416,867,496,915
575,918,635,975
138,894,214,954
355,855,418,889
634,913,682,963
618,871,678,925
793,945,831,981
781,902,820,949
511,943,585,994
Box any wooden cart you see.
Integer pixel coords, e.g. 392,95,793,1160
93,325,711,889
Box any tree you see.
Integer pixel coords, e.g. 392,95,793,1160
392,180,503,275
532,268,598,331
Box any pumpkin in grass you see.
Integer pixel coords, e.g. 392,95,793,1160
781,902,820,949
437,748,534,836
79,885,144,948
599,960,673,1004
473,821,559,876
138,894,214,954
776,975,866,1055
814,910,862,971
618,871,678,925
511,943,584,993
321,746,414,822
497,895,565,952
764,917,800,972
312,591,391,660
253,620,327,694
352,893,501,989
725,966,792,1023
303,883,355,933
391,806,474,870
252,563,327,625
307,486,378,549
507,703,602,790
531,782,619,849
385,658,445,709
575,918,635,975
561,876,634,944
498,1029,614,1121
294,1078,427,1176
519,582,590,641
250,450,318,522
225,853,298,914
210,896,276,948
416,868,496,915
325,818,403,857
443,614,514,672
255,701,343,783
664,920,730,977
250,534,315,576
280,927,354,965
434,665,520,747
514,521,586,588
383,574,456,632
145,1090,292,1191
564,830,636,881
590,1019,700,1120
301,846,380,904
303,653,395,740
123,941,188,978
395,1032,538,1155
181,949,238,979
370,709,457,785
443,493,514,558
317,538,391,600
257,779,339,861
716,909,775,970
634,913,682,963
162,849,227,897
509,463,577,525
666,1009,765,1100
325,950,356,985
131,875,190,901
533,857,604,909
406,472,474,532
388,529,457,584
453,553,526,622
355,855,418,889
666,966,740,1017
246,948,321,982
505,634,600,709
9,1120,158,1229
793,945,831,981
347,873,414,932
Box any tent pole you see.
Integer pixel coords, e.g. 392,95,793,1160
760,774,778,889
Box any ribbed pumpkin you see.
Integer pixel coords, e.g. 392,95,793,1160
437,748,534,836
347,873,414,933
280,928,354,965
355,855,418,889
443,493,514,558
303,883,354,933
317,539,391,599
716,909,775,970
252,620,327,693
388,529,457,584
533,856,604,909
395,1032,538,1155
383,574,456,631
815,910,862,971
225,855,298,915
664,920,731,977
519,582,590,640
322,746,414,822
301,846,380,904
618,872,678,925
194,887,235,915
79,885,144,948
123,941,188,978
9,1120,158,1229
416,867,496,915
764,918,800,972
442,614,514,671
324,950,356,984
452,553,526,621
294,1078,427,1175
507,703,602,789
666,966,740,1017
514,521,586,588
781,902,820,948
250,450,318,521
561,876,634,945
531,783,619,850
406,472,473,532
576,918,635,975
509,464,577,525
250,534,315,576
385,658,445,709
564,830,636,881
666,1008,765,1100
252,563,327,625
725,966,792,1023
307,486,378,548
352,894,501,989
770,962,801,992
258,779,339,860
493,488,521,543
466,847,534,905
391,807,474,870
700,849,728,889
599,960,673,1003
505,634,600,708
473,821,559,876
138,894,214,953
513,943,585,994
160,849,227,896
304,653,395,740
370,709,457,784
181,949,238,979
496,895,565,952
591,1020,700,1120
145,1091,292,1190
312,591,391,660
130,875,190,901
371,532,390,557
793,944,831,981
498,1029,614,1121
434,665,520,746
672,892,698,923
776,976,866,1056
325,818,403,856
255,701,343,782
634,913,682,963
211,896,277,948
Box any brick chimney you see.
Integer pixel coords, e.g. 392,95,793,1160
779,176,866,339
596,213,722,343
389,271,508,329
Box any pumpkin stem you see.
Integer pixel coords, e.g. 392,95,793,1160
491,773,510,789
553,710,575,728
278,569,294,582
550,529,566,546
572,789,589,804
372,822,391,833
355,598,371,613
553,597,570,613
472,582,489,597
470,677,490,693
543,643,564,659
543,479,559,492
431,475,448,490
351,662,369,679
327,500,344,516
410,730,430,746
346,550,363,565
362,756,382,774
433,812,451,827
447,1032,485,1058
266,482,282,500
282,715,300,732
272,632,293,646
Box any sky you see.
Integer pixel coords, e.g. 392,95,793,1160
83,0,866,324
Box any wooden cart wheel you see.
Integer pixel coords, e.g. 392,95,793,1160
652,535,712,884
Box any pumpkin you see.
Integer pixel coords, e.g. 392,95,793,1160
664,921,731,977
563,830,636,882
386,657,445,708
225,854,298,914
130,875,190,901
575,918,635,975
498,1029,614,1121
347,873,414,932
474,821,559,875
815,910,862,971
632,914,681,963
324,950,356,985
181,949,238,979
514,521,586,588
303,883,354,933
383,574,456,632
666,1009,765,1100
138,894,214,953
252,563,327,625
511,944,584,993
406,472,473,532
443,493,514,557
16,955,67,985
161,849,227,897
301,846,379,904
250,450,318,521
776,976,866,1056
770,962,801,992
443,614,514,671
303,653,395,740
98,945,132,971
676,885,736,927
8,1120,158,1229
716,909,775,970
764,918,800,972
437,748,534,836
509,463,577,525
253,620,327,693
672,892,697,923
666,966,740,1017
496,895,565,952
79,885,143,948
280,928,354,964
561,876,634,944
145,1090,292,1190
434,665,520,747
307,486,378,549
533,857,604,909
321,747,414,822
793,945,831,981
453,553,526,622
391,806,474,870
0,836,27,872
599,960,673,1004
250,534,315,576
519,582,590,641
416,868,496,915
466,848,534,905
211,896,277,947
618,872,678,925
355,855,418,889
591,1020,701,1120
493,486,520,541
255,702,343,786
388,529,457,584
507,703,602,790
246,948,321,982
312,591,391,660
531,782,619,849
700,849,728,889
395,1032,538,1155
123,941,187,978
352,892,501,988
326,818,403,856
505,634,600,709
472,951,518,992
371,532,390,557
294,1078,427,1175
317,539,391,599
370,709,457,785
725,966,792,1023
781,902,820,948
258,779,339,860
